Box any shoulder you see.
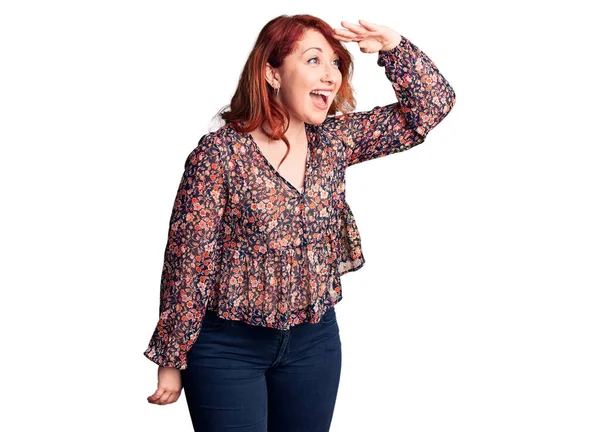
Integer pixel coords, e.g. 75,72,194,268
188,125,232,167
315,114,349,146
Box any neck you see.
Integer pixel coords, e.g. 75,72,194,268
260,118,307,148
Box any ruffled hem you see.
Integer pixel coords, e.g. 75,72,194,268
208,235,341,330
206,292,343,331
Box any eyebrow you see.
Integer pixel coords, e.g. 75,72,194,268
303,47,339,57
303,47,323,54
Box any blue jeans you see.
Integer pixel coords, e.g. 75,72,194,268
181,306,342,432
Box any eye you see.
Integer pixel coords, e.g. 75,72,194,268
308,57,342,68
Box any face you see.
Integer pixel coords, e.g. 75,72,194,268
267,29,342,126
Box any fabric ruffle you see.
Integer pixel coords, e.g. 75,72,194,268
336,199,366,275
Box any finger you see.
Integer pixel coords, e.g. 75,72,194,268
158,390,172,405
166,391,180,405
340,20,370,36
334,28,359,39
357,19,382,35
332,32,359,43
357,19,381,32
161,391,176,405
333,35,354,43
335,36,362,44
333,30,363,42
147,388,165,402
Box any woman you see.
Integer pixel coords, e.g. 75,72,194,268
144,14,455,431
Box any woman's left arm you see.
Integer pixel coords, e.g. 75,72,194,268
327,20,456,167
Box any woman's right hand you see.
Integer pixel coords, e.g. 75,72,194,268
147,366,183,405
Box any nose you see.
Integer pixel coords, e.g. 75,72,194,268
324,60,339,80
322,67,336,86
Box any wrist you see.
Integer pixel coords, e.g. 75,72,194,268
381,34,402,52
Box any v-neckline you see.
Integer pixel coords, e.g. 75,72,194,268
242,122,313,197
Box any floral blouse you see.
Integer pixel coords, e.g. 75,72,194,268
144,35,456,369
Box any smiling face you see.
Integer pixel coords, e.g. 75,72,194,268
267,29,343,127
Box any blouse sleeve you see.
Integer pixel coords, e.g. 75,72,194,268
143,134,228,370
324,35,456,167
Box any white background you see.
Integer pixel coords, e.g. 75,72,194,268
1,0,599,431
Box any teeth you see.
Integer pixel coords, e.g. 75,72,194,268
310,90,332,97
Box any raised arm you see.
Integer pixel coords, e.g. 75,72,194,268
324,34,456,167
143,134,228,370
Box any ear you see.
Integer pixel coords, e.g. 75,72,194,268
265,63,280,88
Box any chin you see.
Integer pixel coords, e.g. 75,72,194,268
307,111,328,122
307,117,324,126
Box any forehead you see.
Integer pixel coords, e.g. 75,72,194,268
295,29,335,56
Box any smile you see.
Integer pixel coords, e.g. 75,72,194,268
309,91,329,110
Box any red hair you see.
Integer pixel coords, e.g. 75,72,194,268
218,14,357,166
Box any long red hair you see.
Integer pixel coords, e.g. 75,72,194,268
217,14,357,167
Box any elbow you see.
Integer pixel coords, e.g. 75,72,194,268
447,85,456,113
423,86,456,135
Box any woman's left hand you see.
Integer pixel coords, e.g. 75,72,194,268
332,19,402,53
